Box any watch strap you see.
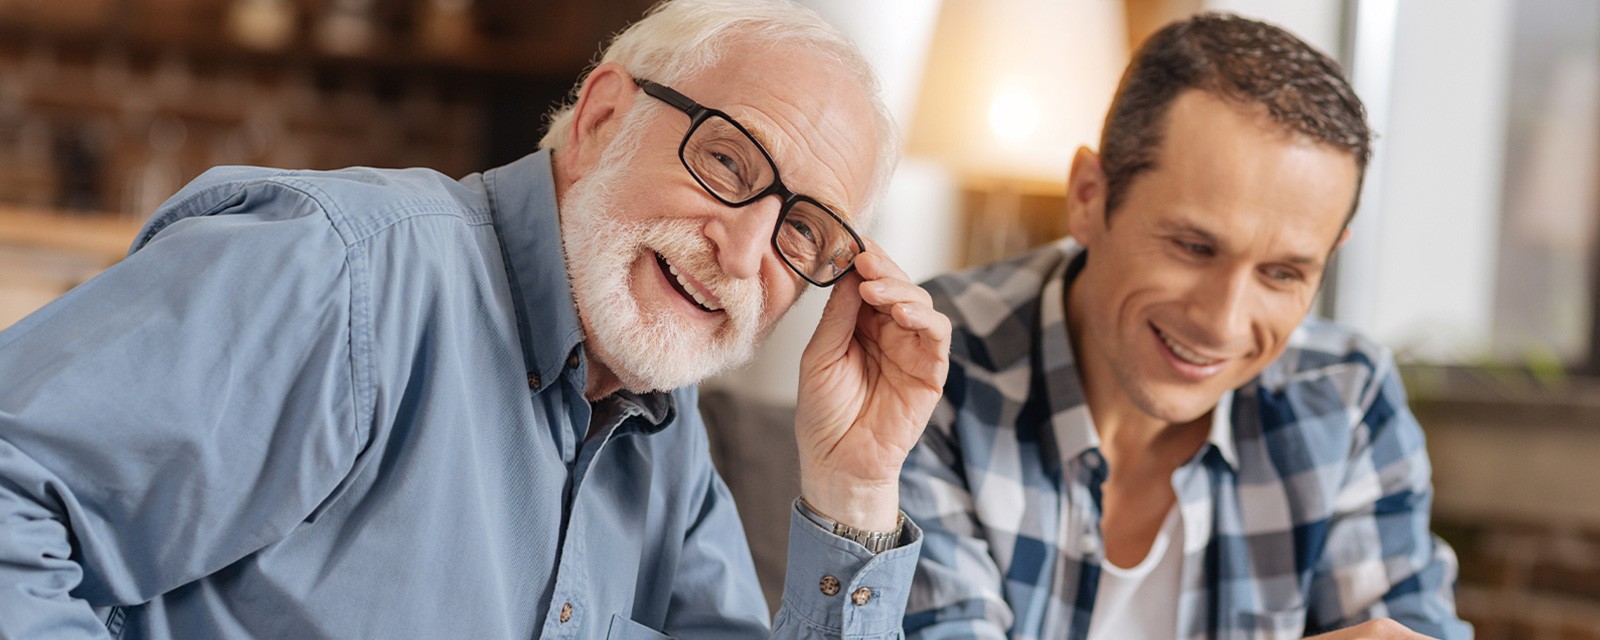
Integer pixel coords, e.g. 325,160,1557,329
797,496,905,554
831,518,904,554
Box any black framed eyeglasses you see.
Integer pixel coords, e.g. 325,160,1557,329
635,78,865,287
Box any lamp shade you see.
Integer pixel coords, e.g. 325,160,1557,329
906,0,1129,185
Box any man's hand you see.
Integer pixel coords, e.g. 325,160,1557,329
1308,619,1440,640
794,241,951,532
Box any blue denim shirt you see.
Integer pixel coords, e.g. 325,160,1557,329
0,151,920,639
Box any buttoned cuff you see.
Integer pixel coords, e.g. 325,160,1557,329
775,499,923,639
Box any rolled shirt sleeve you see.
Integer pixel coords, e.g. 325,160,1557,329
774,502,923,639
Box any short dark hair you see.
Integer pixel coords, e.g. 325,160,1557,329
1099,12,1371,221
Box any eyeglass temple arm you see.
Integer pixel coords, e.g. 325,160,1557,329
633,78,700,114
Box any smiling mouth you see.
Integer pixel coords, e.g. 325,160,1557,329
655,253,723,313
1153,324,1224,367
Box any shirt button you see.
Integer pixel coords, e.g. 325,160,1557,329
819,575,840,596
566,349,581,369
559,602,572,623
851,587,872,606
527,372,541,389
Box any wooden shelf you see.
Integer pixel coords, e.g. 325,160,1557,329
0,205,142,329
0,0,661,80
0,205,143,265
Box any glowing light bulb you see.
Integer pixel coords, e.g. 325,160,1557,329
987,87,1041,147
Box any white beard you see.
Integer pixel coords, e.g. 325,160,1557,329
559,105,770,393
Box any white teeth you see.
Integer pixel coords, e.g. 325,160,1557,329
663,256,723,311
1158,329,1220,366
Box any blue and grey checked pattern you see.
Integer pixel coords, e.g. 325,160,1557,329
900,240,1471,640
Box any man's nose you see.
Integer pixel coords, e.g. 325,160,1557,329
707,195,781,280
1191,270,1254,348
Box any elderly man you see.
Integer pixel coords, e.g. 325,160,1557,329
901,13,1470,640
0,0,950,637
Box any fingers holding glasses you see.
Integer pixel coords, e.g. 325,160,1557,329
850,244,944,334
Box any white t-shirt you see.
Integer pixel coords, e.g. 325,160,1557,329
1087,504,1184,640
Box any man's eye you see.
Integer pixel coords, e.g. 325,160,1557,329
786,217,817,243
1174,239,1214,257
711,151,742,177
1265,267,1303,283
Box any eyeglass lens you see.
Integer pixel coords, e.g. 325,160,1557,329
681,113,859,284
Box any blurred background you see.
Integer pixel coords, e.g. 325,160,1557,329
0,0,1596,636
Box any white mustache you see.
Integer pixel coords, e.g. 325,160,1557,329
646,235,766,323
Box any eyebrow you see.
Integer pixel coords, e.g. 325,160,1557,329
737,118,787,169
1155,219,1323,267
739,115,851,218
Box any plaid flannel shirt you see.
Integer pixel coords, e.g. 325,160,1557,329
901,240,1471,640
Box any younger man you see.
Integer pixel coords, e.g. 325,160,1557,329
901,13,1470,640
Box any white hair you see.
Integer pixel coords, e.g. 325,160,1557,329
539,0,899,227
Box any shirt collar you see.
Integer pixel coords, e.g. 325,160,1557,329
1040,242,1099,468
478,150,677,427
592,389,677,437
480,150,583,394
1208,389,1240,469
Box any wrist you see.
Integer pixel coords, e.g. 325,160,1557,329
798,475,901,532
799,496,905,554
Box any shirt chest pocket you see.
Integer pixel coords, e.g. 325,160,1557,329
607,614,673,639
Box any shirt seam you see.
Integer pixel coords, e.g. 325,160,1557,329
265,176,492,456
148,175,378,460
173,176,465,486
247,177,380,459
277,176,492,246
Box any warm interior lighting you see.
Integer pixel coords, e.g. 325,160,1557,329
905,0,1130,265
907,0,1129,183
987,85,1041,148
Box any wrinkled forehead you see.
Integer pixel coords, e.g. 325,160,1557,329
672,40,882,224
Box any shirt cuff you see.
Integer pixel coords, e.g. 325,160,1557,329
776,499,924,639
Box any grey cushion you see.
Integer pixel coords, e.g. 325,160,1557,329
698,388,800,615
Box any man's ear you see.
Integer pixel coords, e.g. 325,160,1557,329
1333,227,1352,251
1065,146,1107,243
563,62,637,175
